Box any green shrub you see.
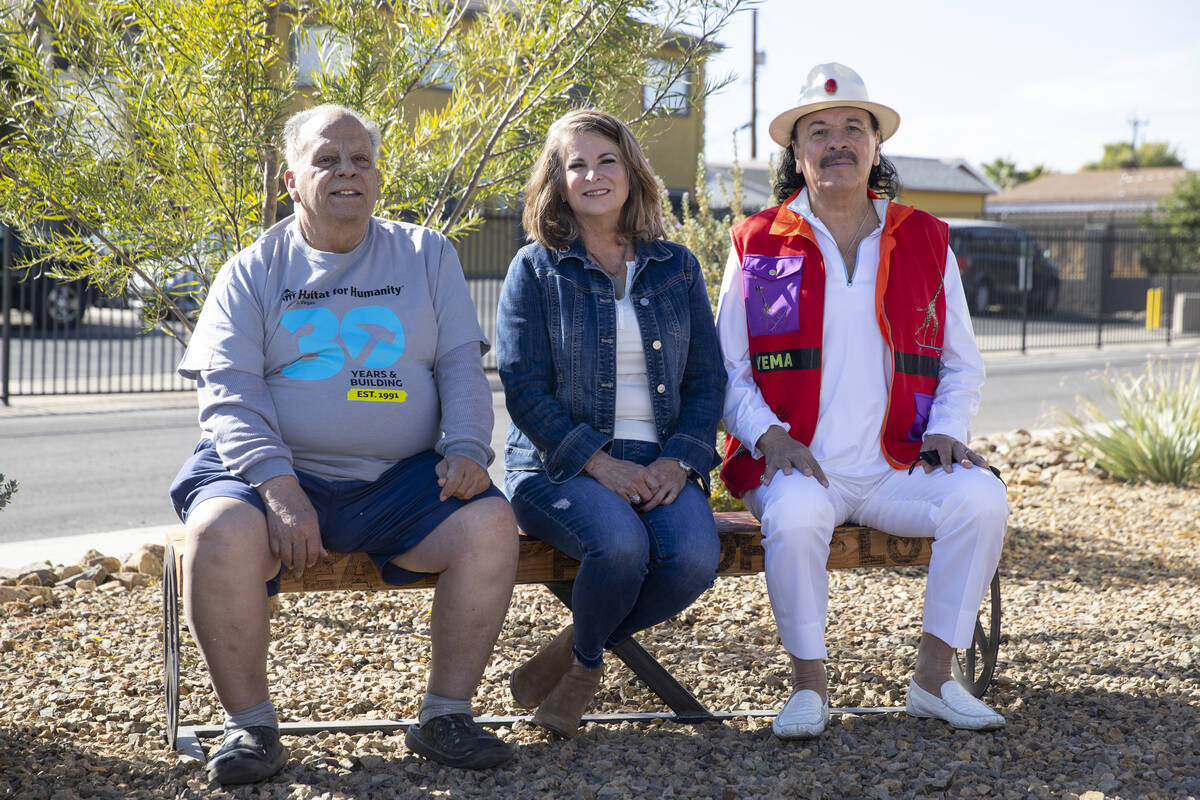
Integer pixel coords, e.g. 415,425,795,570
1059,356,1200,486
0,474,17,511
708,430,746,512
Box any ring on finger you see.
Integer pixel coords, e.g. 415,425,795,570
629,493,642,504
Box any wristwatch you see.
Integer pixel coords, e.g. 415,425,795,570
674,459,693,479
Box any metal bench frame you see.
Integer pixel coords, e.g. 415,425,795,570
162,512,1000,759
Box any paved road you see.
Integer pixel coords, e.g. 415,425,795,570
2,341,1198,548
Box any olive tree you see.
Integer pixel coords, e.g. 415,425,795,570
0,0,743,335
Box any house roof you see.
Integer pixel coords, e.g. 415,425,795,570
985,167,1193,214
704,155,998,212
889,156,1000,195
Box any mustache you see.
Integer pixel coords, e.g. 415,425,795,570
820,152,858,167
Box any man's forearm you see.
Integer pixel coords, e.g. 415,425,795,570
433,342,494,469
198,368,294,485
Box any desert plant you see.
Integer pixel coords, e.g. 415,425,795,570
707,430,745,512
0,0,743,338
1059,357,1200,486
0,473,17,511
661,143,746,310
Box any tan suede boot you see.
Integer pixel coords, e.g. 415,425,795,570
509,625,575,709
532,659,603,739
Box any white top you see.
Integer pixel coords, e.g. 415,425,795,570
715,190,984,479
613,263,659,442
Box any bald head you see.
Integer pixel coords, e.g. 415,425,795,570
283,104,381,173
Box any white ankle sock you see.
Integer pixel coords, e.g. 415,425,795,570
418,692,472,725
224,699,278,733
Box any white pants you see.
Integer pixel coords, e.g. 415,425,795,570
744,464,1008,659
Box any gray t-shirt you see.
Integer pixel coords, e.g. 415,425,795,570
179,215,487,482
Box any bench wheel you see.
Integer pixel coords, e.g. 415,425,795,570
163,541,181,749
952,569,1000,697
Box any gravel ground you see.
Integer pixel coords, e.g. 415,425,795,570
2,430,1198,800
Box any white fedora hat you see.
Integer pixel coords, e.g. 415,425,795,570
767,62,900,147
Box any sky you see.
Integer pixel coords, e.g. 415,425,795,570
701,0,1200,174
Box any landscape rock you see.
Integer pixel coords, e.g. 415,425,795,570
56,564,108,589
0,586,27,603
0,430,1196,800
124,545,165,577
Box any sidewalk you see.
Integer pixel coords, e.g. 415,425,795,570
0,526,175,570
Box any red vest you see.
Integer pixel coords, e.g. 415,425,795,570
720,192,950,498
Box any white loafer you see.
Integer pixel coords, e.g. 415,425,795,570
905,678,1005,730
772,689,830,739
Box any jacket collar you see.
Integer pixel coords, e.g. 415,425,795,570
551,237,674,266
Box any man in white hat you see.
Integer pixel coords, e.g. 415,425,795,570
714,63,1008,738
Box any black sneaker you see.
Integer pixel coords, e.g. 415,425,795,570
405,714,513,769
206,725,287,785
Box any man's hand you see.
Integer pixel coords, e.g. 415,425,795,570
436,454,490,501
638,458,690,511
584,451,661,509
919,433,989,474
256,474,325,578
755,425,829,488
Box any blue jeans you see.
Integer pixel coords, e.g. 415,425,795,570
505,440,719,669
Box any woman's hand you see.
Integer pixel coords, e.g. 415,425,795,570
638,458,689,511
584,451,660,509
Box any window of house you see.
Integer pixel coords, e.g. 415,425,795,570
643,59,690,116
407,45,455,90
291,25,351,88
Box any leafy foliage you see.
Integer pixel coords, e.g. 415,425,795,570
1083,141,1183,170
660,144,745,310
707,430,744,511
0,0,744,337
982,156,1048,190
0,473,17,511
1059,357,1200,486
1138,172,1200,273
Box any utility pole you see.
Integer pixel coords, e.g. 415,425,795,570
750,8,759,160
1128,114,1148,167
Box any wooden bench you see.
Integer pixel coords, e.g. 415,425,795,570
162,512,1000,756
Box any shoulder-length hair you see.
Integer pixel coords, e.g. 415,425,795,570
772,111,900,203
522,109,666,249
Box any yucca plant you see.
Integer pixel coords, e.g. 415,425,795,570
1059,356,1200,486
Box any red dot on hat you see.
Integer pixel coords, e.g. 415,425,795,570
824,78,837,94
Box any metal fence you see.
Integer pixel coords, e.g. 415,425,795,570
969,224,1200,353
3,220,1199,400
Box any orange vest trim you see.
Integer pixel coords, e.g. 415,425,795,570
719,196,950,498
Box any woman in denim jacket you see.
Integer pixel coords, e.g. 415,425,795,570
496,109,726,739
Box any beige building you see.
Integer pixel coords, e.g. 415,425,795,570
985,167,1194,228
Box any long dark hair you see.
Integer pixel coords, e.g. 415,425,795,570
772,112,900,203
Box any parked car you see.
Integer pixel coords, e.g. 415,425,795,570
945,219,1060,315
1,225,95,328
130,268,206,324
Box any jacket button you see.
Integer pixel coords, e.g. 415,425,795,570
656,384,666,393
639,298,649,306
769,268,777,276
652,340,662,350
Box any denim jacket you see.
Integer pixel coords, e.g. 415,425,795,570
496,237,726,492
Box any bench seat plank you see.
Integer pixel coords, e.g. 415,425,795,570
165,511,933,595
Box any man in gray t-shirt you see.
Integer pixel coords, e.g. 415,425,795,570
169,105,518,783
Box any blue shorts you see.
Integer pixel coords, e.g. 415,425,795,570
169,440,505,595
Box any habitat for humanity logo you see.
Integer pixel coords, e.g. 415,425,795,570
281,284,404,303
